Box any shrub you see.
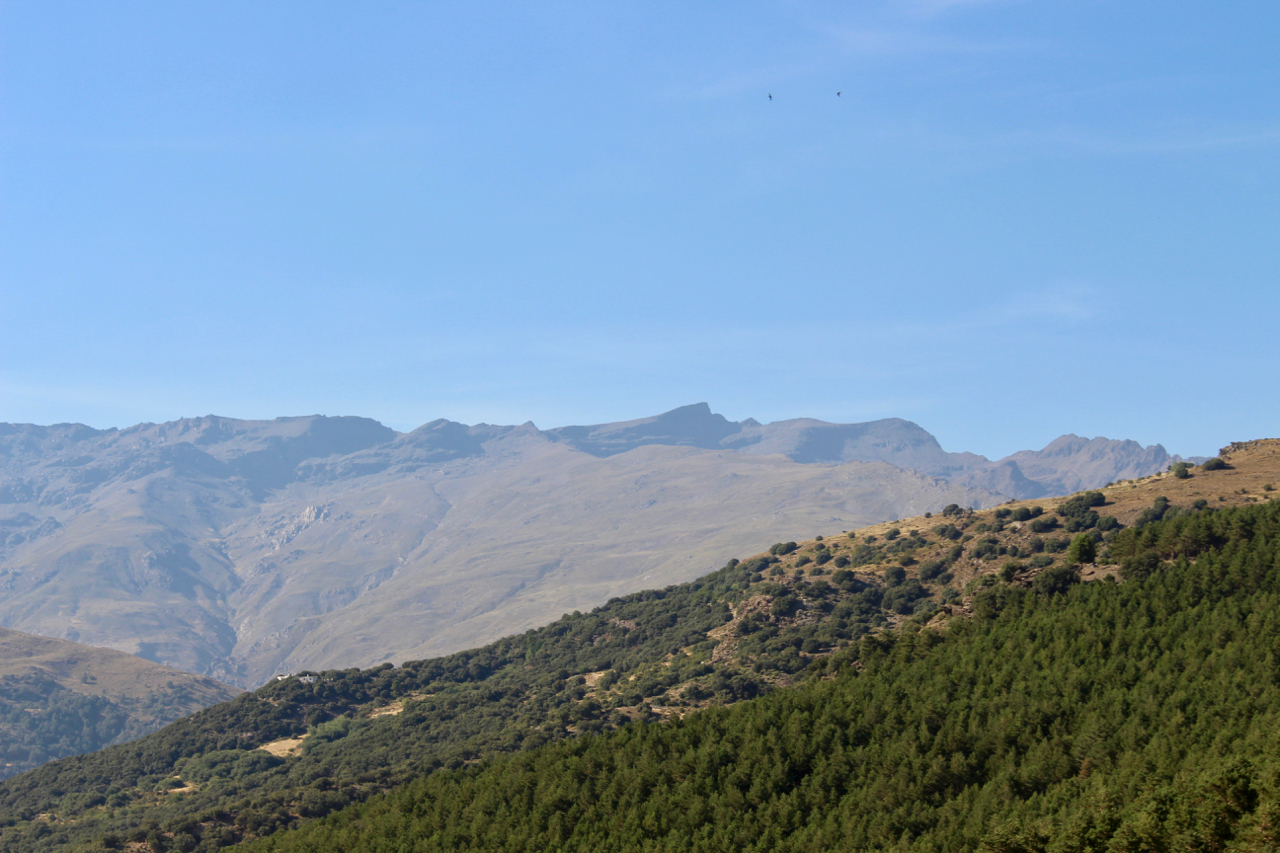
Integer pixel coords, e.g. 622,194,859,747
883,565,906,587
1064,511,1100,532
1030,517,1057,534
919,560,946,582
1134,496,1173,528
1120,551,1161,582
932,524,962,541
884,528,901,541
1201,457,1228,471
971,538,1001,560
771,595,800,617
1067,533,1097,564
769,542,798,556
1033,565,1081,596
881,580,927,614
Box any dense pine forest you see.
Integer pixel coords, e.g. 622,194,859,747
0,448,1277,852
247,499,1280,852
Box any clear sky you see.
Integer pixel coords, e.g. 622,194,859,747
1,1,1276,459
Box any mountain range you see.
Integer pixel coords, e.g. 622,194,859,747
0,404,1187,687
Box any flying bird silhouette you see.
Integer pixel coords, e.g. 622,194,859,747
837,91,841,96
768,94,772,100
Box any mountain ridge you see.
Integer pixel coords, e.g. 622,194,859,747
0,405,1186,687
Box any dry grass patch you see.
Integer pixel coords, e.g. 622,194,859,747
258,736,306,758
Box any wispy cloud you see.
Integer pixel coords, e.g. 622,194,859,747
898,0,1026,19
827,26,1041,56
841,116,1280,164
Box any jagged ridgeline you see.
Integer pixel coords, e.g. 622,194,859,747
0,446,1276,852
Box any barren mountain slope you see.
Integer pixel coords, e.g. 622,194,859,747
0,407,1186,687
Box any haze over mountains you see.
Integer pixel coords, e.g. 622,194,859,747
0,404,1186,688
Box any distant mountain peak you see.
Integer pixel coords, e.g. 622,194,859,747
1002,434,1177,495
544,403,743,457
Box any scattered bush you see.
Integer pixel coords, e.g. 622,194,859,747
1066,533,1097,565
1032,565,1081,596
932,524,962,541
1029,517,1057,534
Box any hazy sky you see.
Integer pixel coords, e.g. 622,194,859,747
2,1,1276,458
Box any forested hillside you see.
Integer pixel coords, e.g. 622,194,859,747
0,445,1275,852
248,497,1280,852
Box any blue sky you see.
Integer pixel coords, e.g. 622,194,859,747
1,1,1276,459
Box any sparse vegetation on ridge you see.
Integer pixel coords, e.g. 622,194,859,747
242,496,1280,853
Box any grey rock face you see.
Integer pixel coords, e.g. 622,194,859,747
0,406,1178,687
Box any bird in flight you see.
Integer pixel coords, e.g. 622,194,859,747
768,94,772,100
837,91,841,97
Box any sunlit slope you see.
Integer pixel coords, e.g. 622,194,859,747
249,493,1280,853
